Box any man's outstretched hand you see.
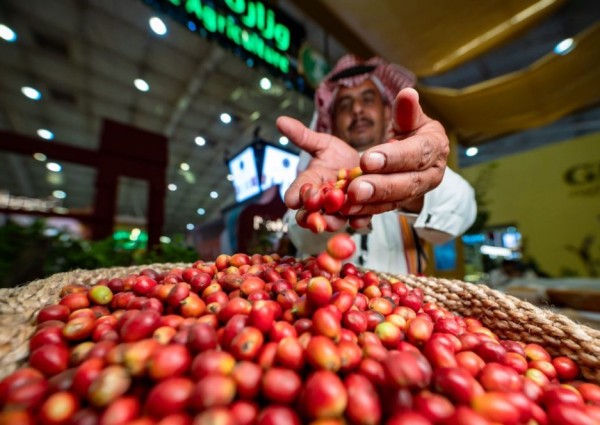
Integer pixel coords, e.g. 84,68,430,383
276,116,359,210
276,116,369,231
277,87,449,229
347,87,450,216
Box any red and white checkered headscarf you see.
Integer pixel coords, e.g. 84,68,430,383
312,55,416,134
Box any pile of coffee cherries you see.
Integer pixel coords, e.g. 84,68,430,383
1,233,600,425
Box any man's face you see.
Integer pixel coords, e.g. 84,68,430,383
331,79,391,150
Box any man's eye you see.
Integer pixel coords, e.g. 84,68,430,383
338,100,352,112
363,94,375,104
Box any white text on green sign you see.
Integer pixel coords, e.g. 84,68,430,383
167,0,291,73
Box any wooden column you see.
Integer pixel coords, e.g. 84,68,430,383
0,119,168,249
96,120,168,248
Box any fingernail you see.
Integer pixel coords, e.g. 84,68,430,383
363,152,385,171
355,181,374,202
347,205,361,215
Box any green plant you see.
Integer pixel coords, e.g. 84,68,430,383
142,235,199,264
0,219,50,288
43,236,135,277
0,219,199,288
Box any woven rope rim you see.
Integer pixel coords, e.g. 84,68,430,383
1,264,599,384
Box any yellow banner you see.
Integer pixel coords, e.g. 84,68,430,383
419,22,600,144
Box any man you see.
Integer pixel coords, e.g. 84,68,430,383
278,55,476,275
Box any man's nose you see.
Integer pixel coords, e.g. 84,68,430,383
352,99,364,114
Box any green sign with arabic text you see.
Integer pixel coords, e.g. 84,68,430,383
145,0,305,76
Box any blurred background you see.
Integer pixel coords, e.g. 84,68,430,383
0,0,599,315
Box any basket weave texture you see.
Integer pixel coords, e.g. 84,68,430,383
1,264,600,384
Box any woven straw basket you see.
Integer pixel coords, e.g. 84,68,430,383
1,264,599,384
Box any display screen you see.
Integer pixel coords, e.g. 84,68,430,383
227,146,261,203
260,145,300,199
502,231,522,250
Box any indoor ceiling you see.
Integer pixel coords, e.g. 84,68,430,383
0,0,599,240
291,0,600,159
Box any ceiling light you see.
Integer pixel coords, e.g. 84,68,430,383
195,136,206,146
168,183,177,191
0,24,17,42
250,111,260,121
226,174,234,181
466,147,479,157
160,236,171,244
52,190,66,199
197,208,205,215
210,191,218,199
46,162,62,172
554,38,575,55
279,136,289,146
186,223,195,231
33,152,47,161
220,113,232,124
134,78,150,92
180,162,190,171
260,77,272,90
149,17,167,36
21,86,41,100
37,129,54,140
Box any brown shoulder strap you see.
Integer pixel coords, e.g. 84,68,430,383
399,215,427,275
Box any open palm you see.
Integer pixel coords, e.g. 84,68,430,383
276,116,360,210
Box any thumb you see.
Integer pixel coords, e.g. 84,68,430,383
276,116,337,157
391,87,429,133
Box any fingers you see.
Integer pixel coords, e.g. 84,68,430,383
278,115,361,210
324,214,348,232
391,87,427,134
276,116,338,157
297,208,371,231
277,116,360,170
346,166,445,206
359,89,449,175
345,201,401,217
360,87,449,175
284,168,340,209
348,215,373,229
360,128,449,174
294,208,348,232
342,88,449,213
284,179,308,210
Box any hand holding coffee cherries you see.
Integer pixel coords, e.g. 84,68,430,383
294,166,369,234
276,116,367,232
277,88,451,231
